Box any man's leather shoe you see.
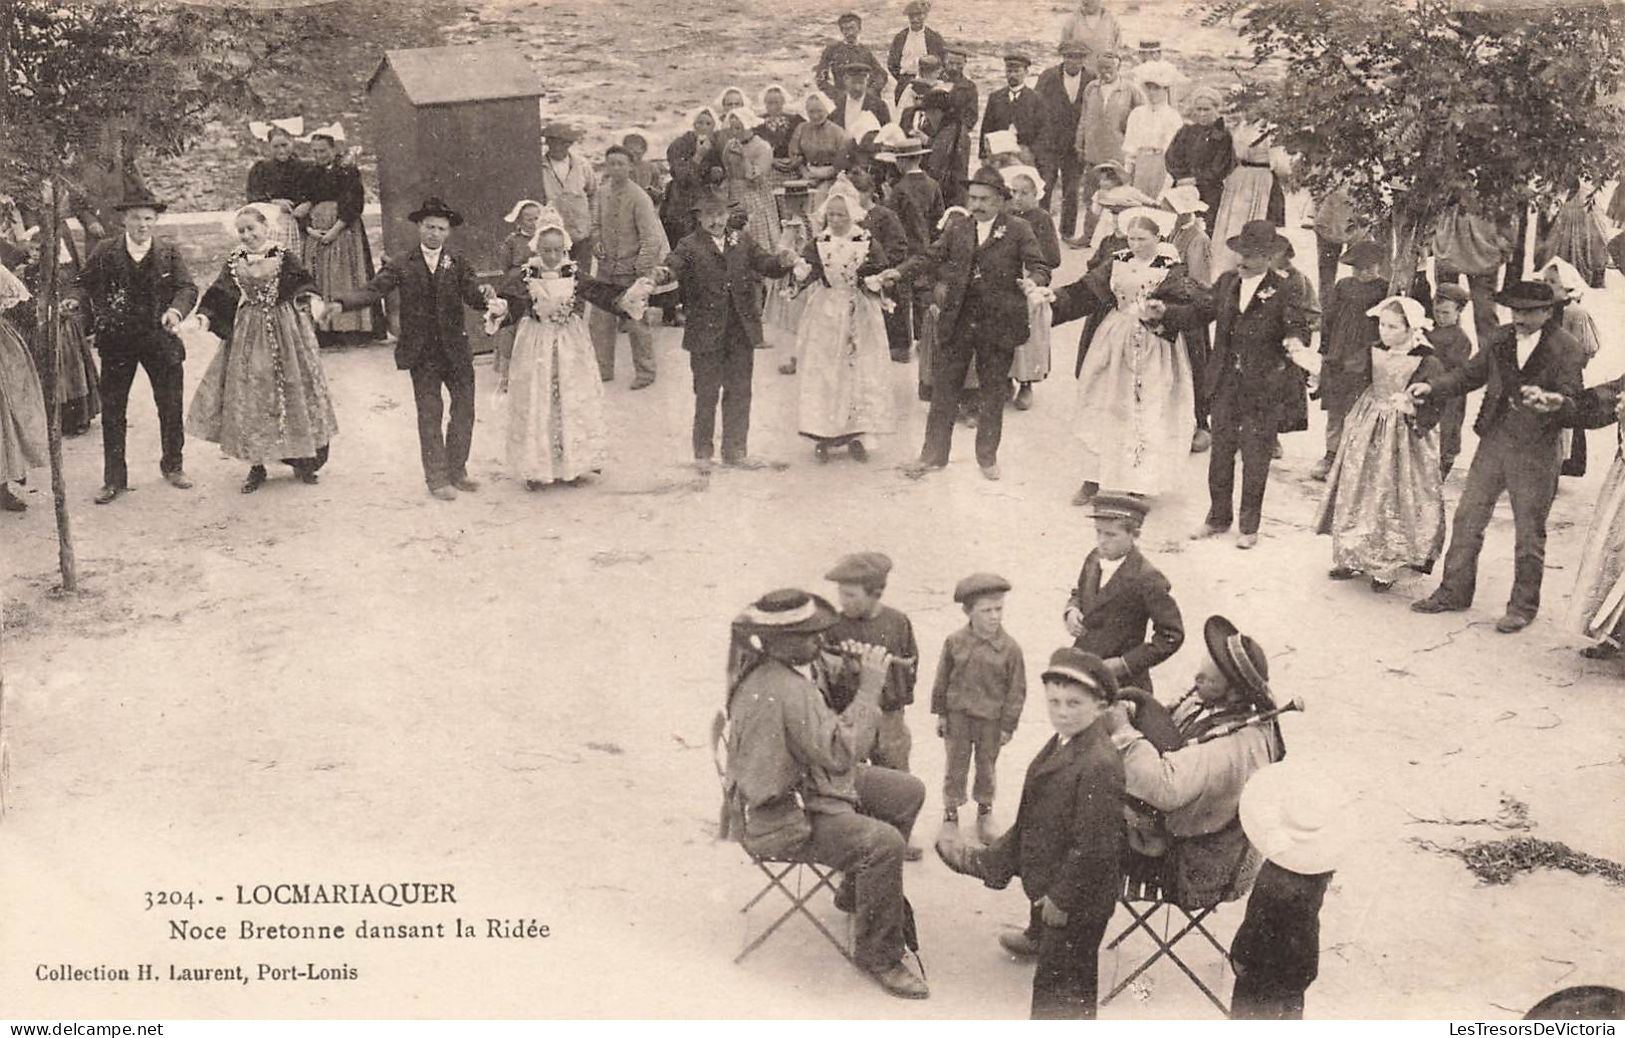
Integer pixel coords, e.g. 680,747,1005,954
867,960,929,1000
430,485,458,501
694,458,713,475
1190,428,1212,453
1309,456,1333,482
452,476,480,492
164,470,194,489
1,486,25,512
1411,593,1465,614
629,376,655,391
998,930,1041,959
1495,612,1533,634
778,358,797,375
900,458,943,479
93,485,124,505
980,464,1001,481
1236,533,1259,549
1012,384,1033,410
934,834,987,880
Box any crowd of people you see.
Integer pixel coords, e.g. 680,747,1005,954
0,0,1623,1015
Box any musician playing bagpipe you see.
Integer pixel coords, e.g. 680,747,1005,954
1063,494,1185,693
1100,614,1291,909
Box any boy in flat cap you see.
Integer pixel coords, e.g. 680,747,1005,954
823,552,921,773
1425,283,1473,478
932,573,1027,844
1064,494,1185,693
653,196,797,471
936,647,1125,1018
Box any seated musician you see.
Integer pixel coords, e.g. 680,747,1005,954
1100,614,1286,909
723,589,931,1000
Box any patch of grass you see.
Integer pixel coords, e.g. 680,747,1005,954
1414,835,1625,888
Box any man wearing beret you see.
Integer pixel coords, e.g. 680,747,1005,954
1410,280,1584,633
883,167,1053,480
724,589,929,999
980,54,1049,167
1064,494,1185,693
815,13,889,97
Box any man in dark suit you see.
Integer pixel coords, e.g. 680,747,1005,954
332,197,496,500
936,648,1125,1018
941,46,980,205
886,0,946,104
829,64,892,134
1034,42,1094,240
654,197,796,471
1410,281,1585,633
814,12,888,97
1172,221,1313,548
1064,495,1185,693
980,54,1048,164
885,167,1052,481
76,187,199,504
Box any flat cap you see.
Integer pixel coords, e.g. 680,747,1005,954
825,551,894,585
954,572,1012,604
1041,647,1119,700
1433,283,1471,305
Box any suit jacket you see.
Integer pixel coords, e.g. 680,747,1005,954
340,248,487,372
1034,64,1092,162
1066,548,1184,693
77,237,198,360
828,93,892,132
981,720,1125,919
888,170,945,257
980,86,1049,159
1428,321,1583,447
894,211,1051,350
1171,267,1312,419
886,25,946,84
661,229,794,354
814,41,888,96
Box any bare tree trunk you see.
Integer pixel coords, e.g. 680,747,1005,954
1389,207,1424,297
41,174,78,592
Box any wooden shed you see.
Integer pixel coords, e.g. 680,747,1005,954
366,42,545,329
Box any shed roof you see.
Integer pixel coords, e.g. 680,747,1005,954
367,44,541,106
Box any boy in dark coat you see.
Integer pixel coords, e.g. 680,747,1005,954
331,196,494,500
936,647,1126,1019
1312,240,1390,481
1064,495,1185,693
653,197,796,471
1410,280,1585,633
1426,283,1474,478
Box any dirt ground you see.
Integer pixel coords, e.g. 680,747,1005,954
4,0,1625,1021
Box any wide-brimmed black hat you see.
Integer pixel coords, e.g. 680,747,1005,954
1204,615,1276,710
1494,280,1557,310
1226,219,1289,258
113,184,167,213
737,589,839,636
408,196,464,226
966,165,1011,199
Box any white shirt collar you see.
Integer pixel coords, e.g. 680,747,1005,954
1098,553,1126,585
1515,328,1541,366
1238,271,1265,309
420,244,443,269
125,235,152,262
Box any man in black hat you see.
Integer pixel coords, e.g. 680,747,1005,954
331,197,498,500
830,62,892,133
76,187,199,504
980,53,1048,166
815,13,888,97
1035,41,1095,241
1409,280,1584,633
1171,220,1313,548
882,166,1053,480
724,589,929,999
1101,615,1286,908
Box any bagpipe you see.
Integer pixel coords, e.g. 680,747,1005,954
1118,686,1304,753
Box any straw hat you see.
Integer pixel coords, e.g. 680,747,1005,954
1239,760,1355,875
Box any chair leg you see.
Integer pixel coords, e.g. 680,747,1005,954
736,861,854,966
1102,901,1231,1016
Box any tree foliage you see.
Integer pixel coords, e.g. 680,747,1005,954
0,0,340,197
1200,0,1625,278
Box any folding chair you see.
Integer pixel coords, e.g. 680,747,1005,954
1101,851,1232,1015
710,710,855,967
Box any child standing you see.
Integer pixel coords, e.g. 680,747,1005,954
1425,284,1473,479
932,572,1027,845
1004,165,1061,411
1540,258,1604,479
1064,494,1185,693
1311,240,1390,482
1163,185,1215,452
935,647,1125,1019
1231,760,1350,1020
1313,296,1446,591
823,552,921,776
